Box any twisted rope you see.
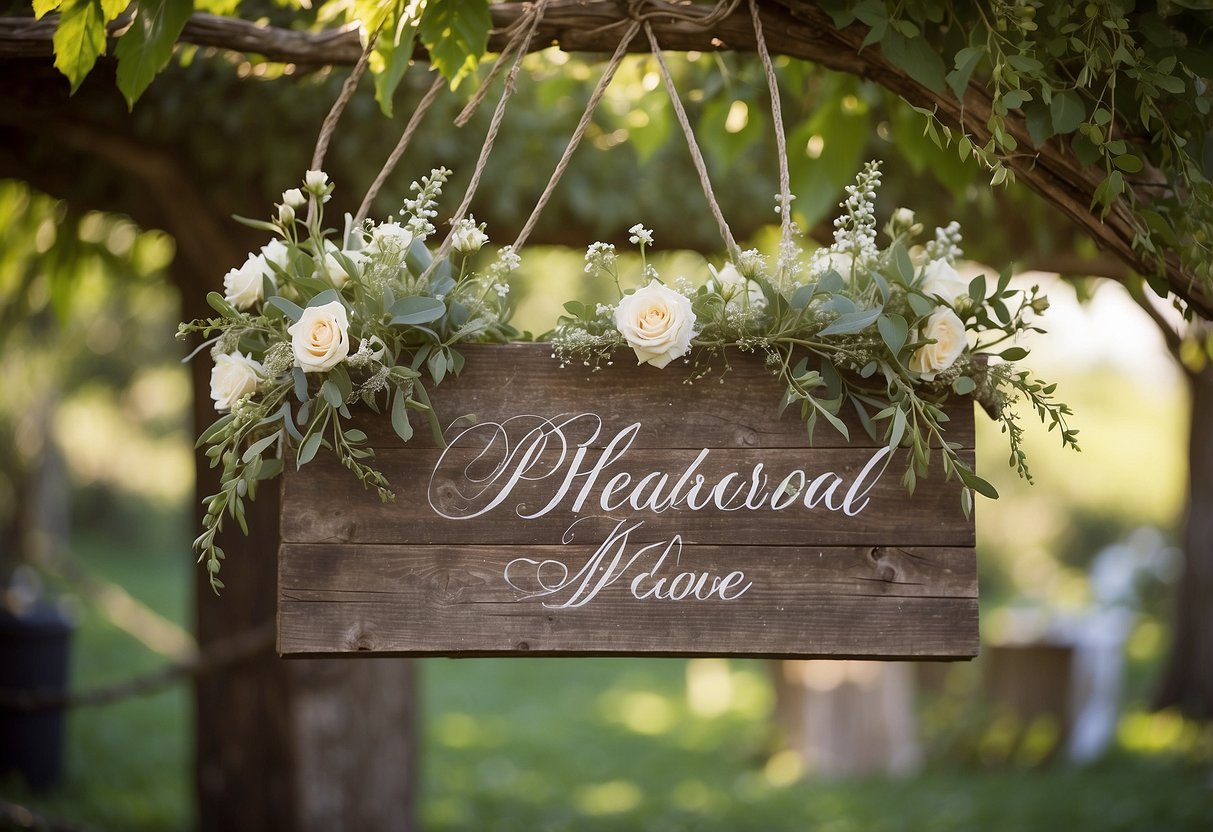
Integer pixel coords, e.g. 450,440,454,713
354,74,448,225
420,0,552,284
512,19,643,250
643,20,739,260
307,31,377,225
748,0,795,278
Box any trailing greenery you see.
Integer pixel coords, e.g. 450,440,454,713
178,168,516,591
554,162,1078,513
816,0,1213,303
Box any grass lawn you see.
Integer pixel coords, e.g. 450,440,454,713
2,537,1211,831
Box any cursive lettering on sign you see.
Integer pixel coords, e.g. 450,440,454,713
428,413,892,521
503,519,753,608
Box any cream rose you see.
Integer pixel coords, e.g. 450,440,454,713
316,243,366,288
614,279,696,369
367,221,413,256
710,263,766,312
288,301,351,373
909,308,967,381
920,258,968,306
222,253,273,311
261,239,291,273
209,352,263,411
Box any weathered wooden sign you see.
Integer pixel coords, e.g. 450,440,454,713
277,344,977,659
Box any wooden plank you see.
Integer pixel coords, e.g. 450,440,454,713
280,447,974,547
278,544,978,658
354,344,976,451
278,343,980,658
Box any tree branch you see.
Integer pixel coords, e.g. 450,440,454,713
1,0,1206,316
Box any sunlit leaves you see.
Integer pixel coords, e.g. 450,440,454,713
418,0,491,91
370,0,418,117
115,0,195,109
53,0,107,93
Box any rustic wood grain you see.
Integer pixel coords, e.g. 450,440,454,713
278,544,977,658
355,344,976,451
281,447,974,547
280,343,978,659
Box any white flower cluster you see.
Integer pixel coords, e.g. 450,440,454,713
830,160,882,262
925,221,964,264
628,224,654,247
584,241,616,275
399,167,451,240
451,216,489,255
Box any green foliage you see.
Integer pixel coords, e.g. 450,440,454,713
418,0,491,91
51,0,107,93
823,0,1213,307
114,0,195,108
554,164,1079,512
180,167,516,591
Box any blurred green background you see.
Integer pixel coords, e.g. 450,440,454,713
1,174,1210,829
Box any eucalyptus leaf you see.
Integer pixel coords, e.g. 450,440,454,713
390,296,446,325
817,307,882,336
268,296,304,322
242,430,281,464
297,432,324,467
307,288,341,308
391,389,414,442
790,283,817,309
877,313,908,355
292,367,308,402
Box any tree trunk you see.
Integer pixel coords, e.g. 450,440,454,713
186,251,421,832
1154,363,1213,719
771,660,922,778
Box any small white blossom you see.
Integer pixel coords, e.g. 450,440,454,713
277,203,295,224
736,249,767,280
925,221,964,264
366,221,414,257
628,224,654,247
304,170,329,195
451,216,489,255
497,245,521,273
494,283,510,298
282,188,307,209
584,242,617,274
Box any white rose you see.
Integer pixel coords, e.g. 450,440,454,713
288,301,351,373
367,221,414,256
316,243,367,288
710,263,766,312
282,188,306,209
209,352,263,411
223,253,274,310
909,308,967,381
614,279,696,369
261,239,291,273
920,258,968,306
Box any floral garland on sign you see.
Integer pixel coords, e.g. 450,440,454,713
179,168,518,591
181,161,1077,592
553,161,1077,504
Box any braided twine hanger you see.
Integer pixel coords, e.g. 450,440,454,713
310,0,796,279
